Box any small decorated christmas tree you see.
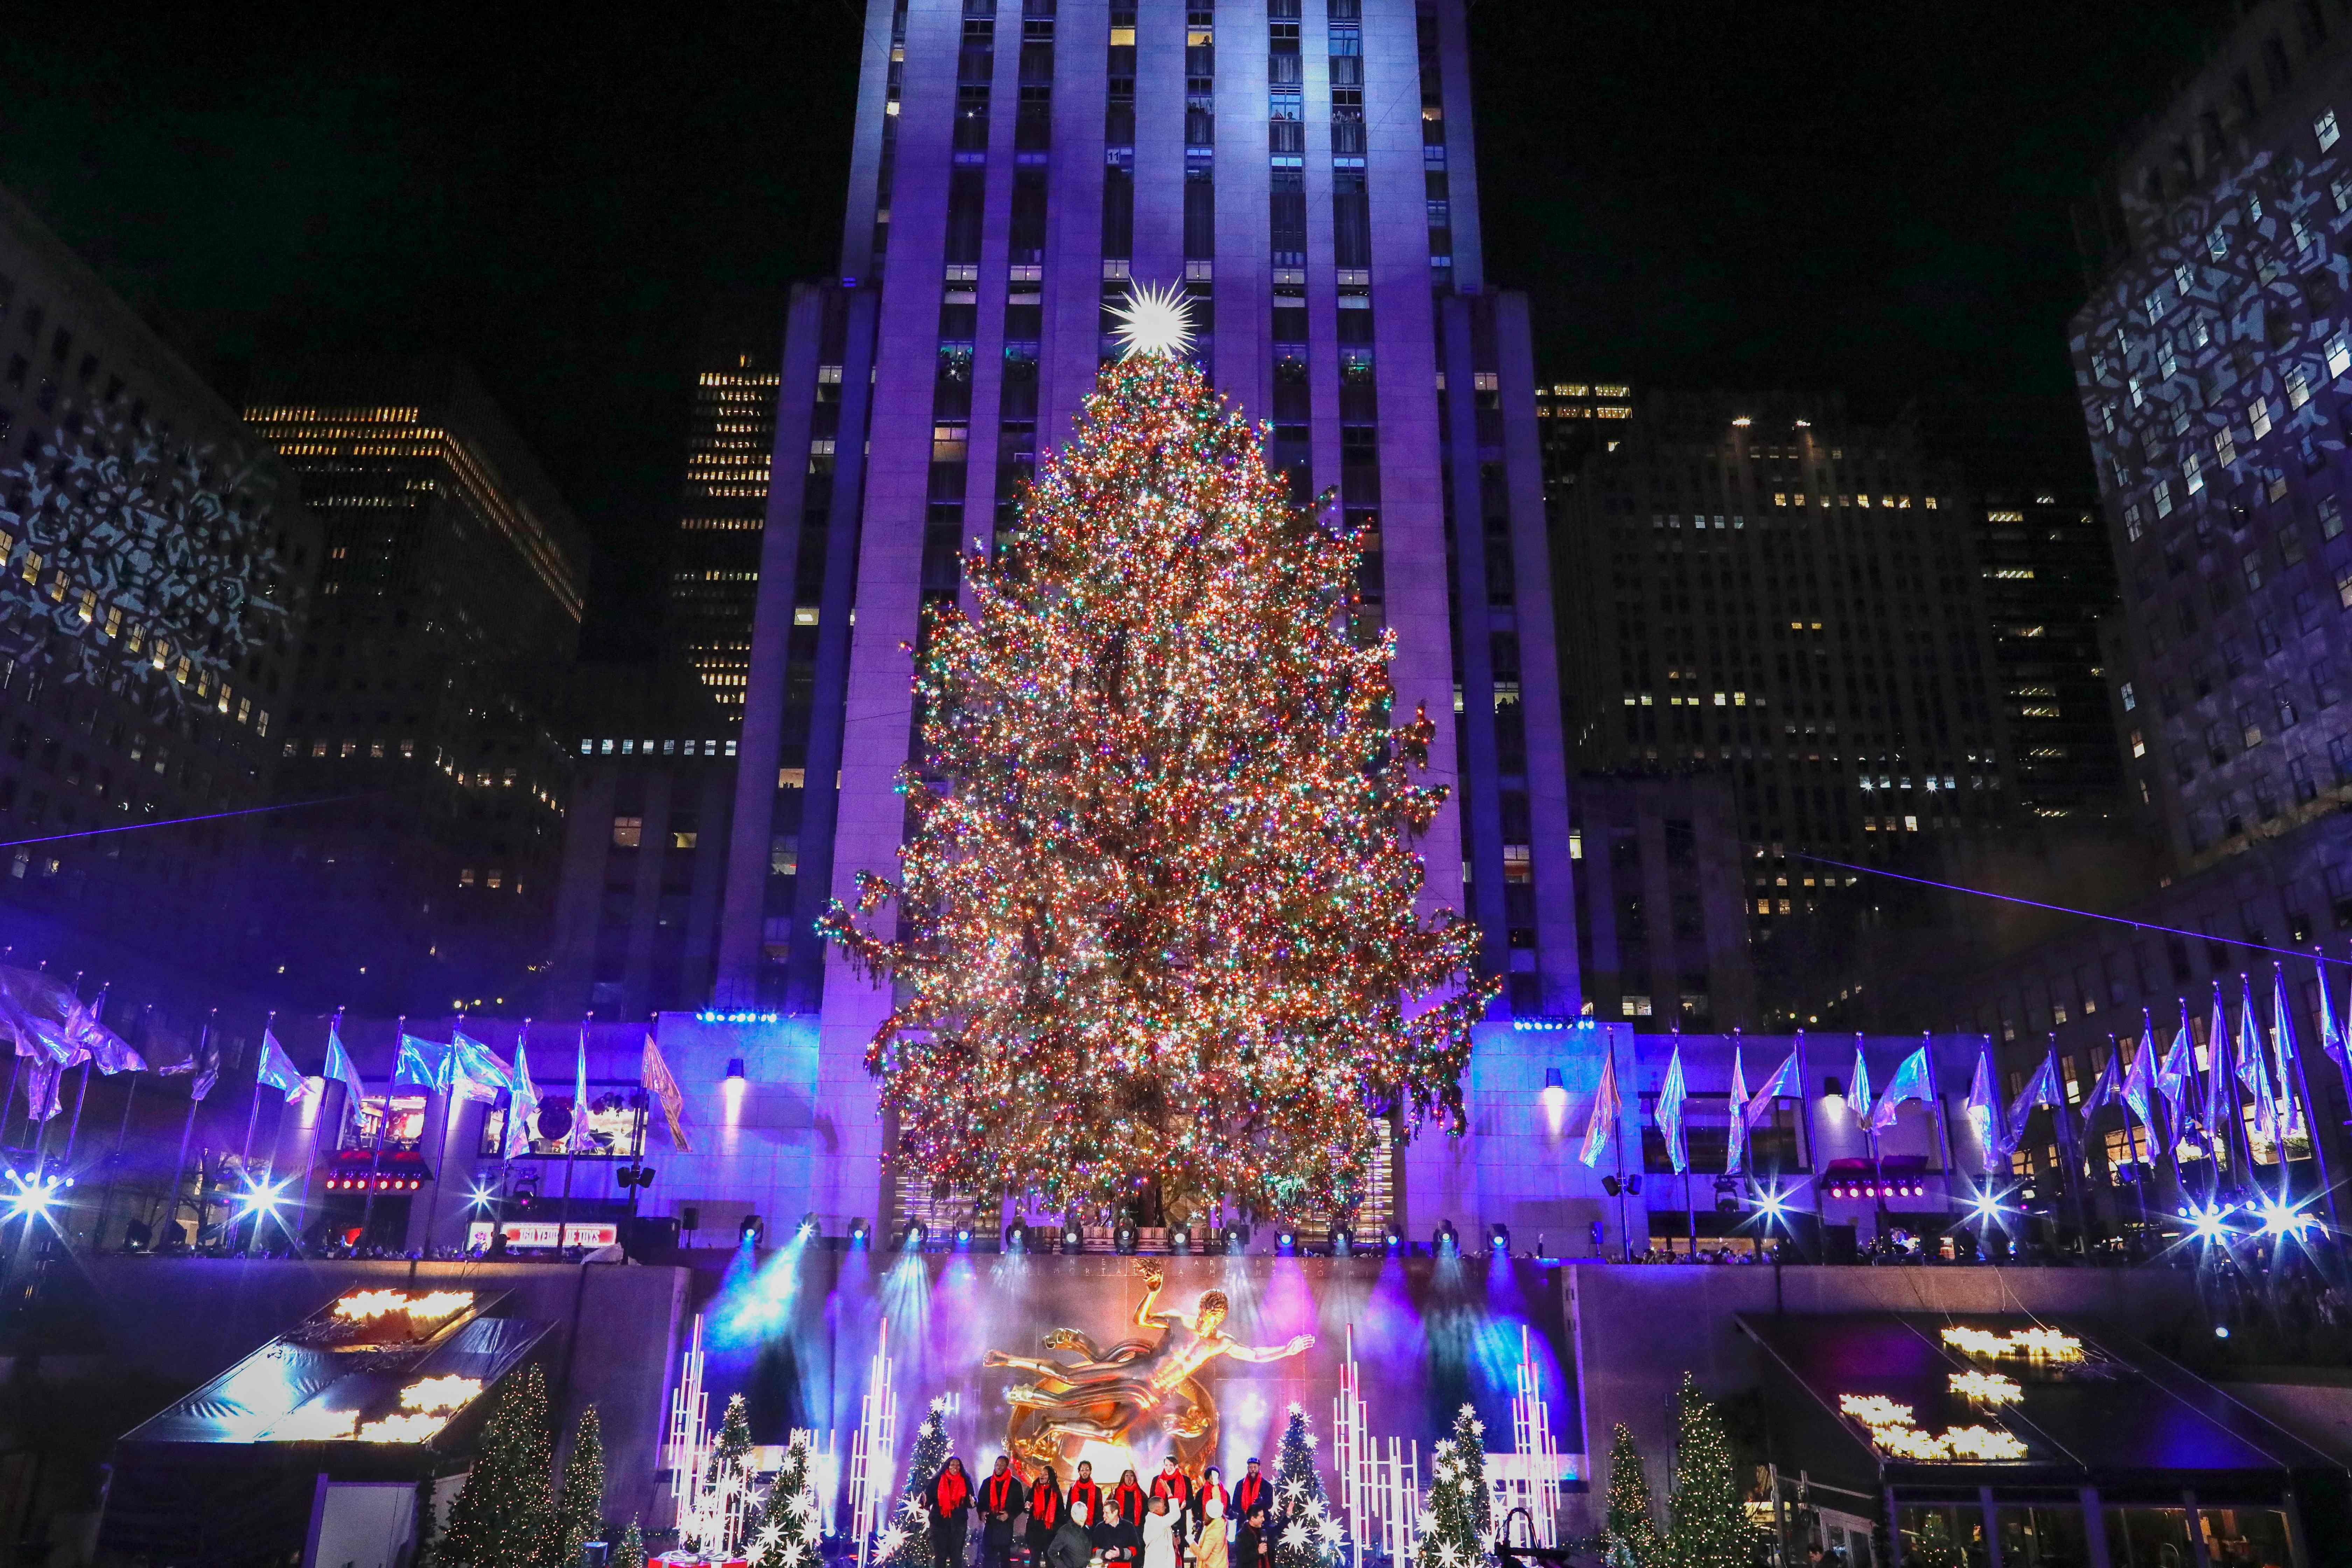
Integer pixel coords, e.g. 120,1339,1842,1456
873,1398,953,1568
615,1519,646,1568
442,1364,557,1568
1270,1404,1342,1568
1664,1375,1757,1568
557,1405,607,1568
751,1434,821,1568
1601,1424,1662,1568
1419,1405,1492,1568
709,1393,755,1486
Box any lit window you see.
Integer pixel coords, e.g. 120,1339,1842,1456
2130,729,2146,758
2184,452,2203,494
2124,503,2143,541
612,815,643,849
2252,397,2273,439
2207,225,2228,261
459,868,475,887
2320,109,2341,151
2288,367,2311,410
2330,335,2351,380
1568,830,1582,860
2153,479,2173,518
2120,681,2136,712
1621,995,1653,1018
2216,427,2236,466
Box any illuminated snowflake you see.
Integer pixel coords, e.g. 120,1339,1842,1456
1108,281,1196,360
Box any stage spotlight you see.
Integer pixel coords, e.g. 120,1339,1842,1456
2256,1197,2314,1240
899,1220,926,1252
1713,1177,1739,1216
1624,1174,1643,1196
955,1224,974,1250
1601,1174,1622,1197
1275,1227,1296,1253
799,1212,820,1239
1434,1220,1460,1254
2215,1323,2232,1339
1115,1223,1139,1254
236,1177,290,1228
1329,1225,1352,1256
848,1216,871,1246
466,1180,496,1212
1064,1224,1084,1251
1751,1183,1789,1225
1222,1223,1248,1254
2188,1203,2234,1244
1383,1226,1403,1253
1488,1222,1510,1258
1003,1221,1027,1252
1169,1224,1192,1253
740,1214,765,1247
3,1171,57,1222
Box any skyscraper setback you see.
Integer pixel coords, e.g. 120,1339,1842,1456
712,0,1576,1215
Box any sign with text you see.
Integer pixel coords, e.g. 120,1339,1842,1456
467,1220,620,1250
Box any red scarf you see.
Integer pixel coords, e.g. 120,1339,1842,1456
1113,1483,1147,1524
1151,1470,1192,1506
1198,1480,1228,1517
985,1473,1018,1511
1069,1479,1103,1523
1233,1476,1269,1519
1030,1483,1061,1527
936,1469,969,1516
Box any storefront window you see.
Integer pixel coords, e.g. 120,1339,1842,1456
493,1086,646,1159
1896,1505,1987,1568
2104,1507,2192,1568
343,1093,427,1152
2198,1506,2291,1567
1996,1505,2087,1567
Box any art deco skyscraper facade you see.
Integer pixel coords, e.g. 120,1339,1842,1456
714,0,1576,1212
666,344,780,717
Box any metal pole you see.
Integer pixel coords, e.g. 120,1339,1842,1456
237,1011,274,1180
557,1017,588,1252
2285,959,2342,1233
61,986,105,1164
92,1069,139,1252
359,1016,401,1251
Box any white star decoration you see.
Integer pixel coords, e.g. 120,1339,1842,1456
875,1525,907,1558
1110,281,1196,360
1280,1523,1310,1549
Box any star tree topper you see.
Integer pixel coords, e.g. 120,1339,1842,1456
1109,280,1196,359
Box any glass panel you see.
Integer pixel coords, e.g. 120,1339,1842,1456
2198,1506,2292,1568
1896,1504,1988,1568
1997,1505,2089,1567
2104,1507,2193,1568
512,1086,646,1160
344,1093,427,1152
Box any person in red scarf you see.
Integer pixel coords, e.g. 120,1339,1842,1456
928,1456,975,1568
1106,1469,1149,1562
980,1455,1027,1568
1230,1458,1271,1568
1148,1456,1193,1549
1068,1460,1105,1552
1024,1466,1065,1567
1230,1459,1270,1531
1190,1465,1228,1541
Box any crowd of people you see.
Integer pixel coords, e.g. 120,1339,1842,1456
921,1453,1283,1568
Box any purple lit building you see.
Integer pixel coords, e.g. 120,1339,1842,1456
708,0,1578,1218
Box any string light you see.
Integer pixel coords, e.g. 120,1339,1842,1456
1940,1326,2082,1363
821,354,1492,1213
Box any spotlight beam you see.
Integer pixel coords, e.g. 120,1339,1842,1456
0,792,376,851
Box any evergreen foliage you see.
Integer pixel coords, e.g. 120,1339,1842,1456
1418,1404,1491,1568
557,1405,607,1568
751,1434,821,1568
1664,1374,1758,1568
708,1392,755,1485
615,1519,645,1568
442,1364,558,1568
820,350,1491,1213
1601,1423,1662,1568
874,1399,953,1568
1269,1404,1341,1568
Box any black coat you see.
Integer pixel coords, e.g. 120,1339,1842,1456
978,1472,1025,1546
1047,1519,1094,1568
928,1471,975,1563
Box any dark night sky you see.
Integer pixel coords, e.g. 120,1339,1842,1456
0,2,2232,653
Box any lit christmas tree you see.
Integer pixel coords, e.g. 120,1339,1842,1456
751,1434,821,1568
822,348,1492,1213
1270,1404,1343,1568
708,1392,755,1486
1600,1424,1662,1568
1419,1405,1492,1568
872,1398,953,1568
442,1364,557,1568
557,1405,607,1568
1664,1375,1757,1568
615,1519,646,1568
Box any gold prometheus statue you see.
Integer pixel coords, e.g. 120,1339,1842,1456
985,1260,1314,1479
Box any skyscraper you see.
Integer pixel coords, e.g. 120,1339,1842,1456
666,331,780,718
243,361,593,1013
712,0,1577,1216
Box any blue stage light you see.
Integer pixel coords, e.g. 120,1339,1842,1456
2187,1202,2234,1244
2256,1197,2314,1240
848,1217,871,1246
1434,1220,1459,1254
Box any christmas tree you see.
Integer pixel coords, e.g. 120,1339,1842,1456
1270,1404,1342,1568
1601,1423,1662,1568
1664,1376,1756,1568
709,1392,755,1486
557,1405,607,1568
616,1519,646,1568
872,1398,953,1568
442,1364,557,1568
821,348,1493,1214
1419,1405,1492,1568
751,1434,821,1568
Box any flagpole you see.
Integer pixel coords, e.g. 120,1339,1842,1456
93,1046,140,1252
239,1011,274,1182
559,1015,589,1254
294,1008,343,1255
1793,1029,1814,1237
419,1014,463,1259
62,984,105,1164
359,1015,401,1253
2288,958,2342,1234
168,1014,213,1247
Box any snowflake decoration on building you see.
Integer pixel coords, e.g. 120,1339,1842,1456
1109,280,1196,360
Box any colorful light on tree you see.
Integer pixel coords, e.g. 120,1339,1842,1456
822,353,1492,1214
